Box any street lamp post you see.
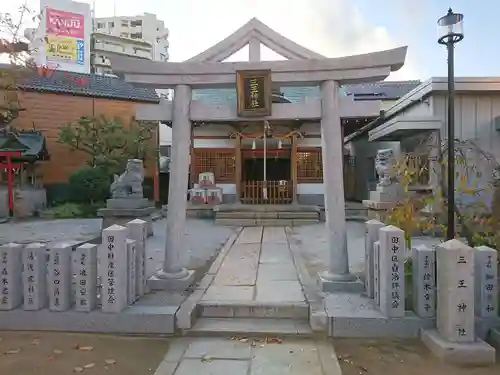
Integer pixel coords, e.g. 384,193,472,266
437,8,464,240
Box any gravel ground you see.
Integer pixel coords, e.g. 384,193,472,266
0,219,102,245
290,221,446,279
146,218,238,275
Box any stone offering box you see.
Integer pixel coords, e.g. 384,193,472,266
0,219,175,334
348,219,500,366
189,172,223,205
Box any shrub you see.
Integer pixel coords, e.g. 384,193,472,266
47,202,104,218
68,166,111,204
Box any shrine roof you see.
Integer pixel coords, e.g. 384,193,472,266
0,130,49,161
20,70,159,103
0,64,159,103
342,80,421,101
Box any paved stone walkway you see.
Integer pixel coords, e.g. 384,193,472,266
202,226,305,304
154,337,341,375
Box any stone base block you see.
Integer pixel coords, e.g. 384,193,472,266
0,304,177,334
318,273,364,293
98,207,155,237
106,198,151,209
421,329,496,366
325,293,434,338
148,270,195,292
475,316,500,340
490,327,500,350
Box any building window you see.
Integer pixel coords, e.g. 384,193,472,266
109,21,114,28
130,20,142,27
297,148,323,182
121,20,129,27
97,22,105,28
130,32,142,39
193,149,236,183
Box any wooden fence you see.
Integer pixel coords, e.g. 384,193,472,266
241,180,292,204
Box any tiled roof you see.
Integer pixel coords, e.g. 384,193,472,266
193,81,420,106
342,80,421,101
12,67,159,103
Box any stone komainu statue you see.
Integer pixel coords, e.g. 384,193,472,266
110,159,144,198
375,149,395,187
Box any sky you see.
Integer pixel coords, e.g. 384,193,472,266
0,0,497,81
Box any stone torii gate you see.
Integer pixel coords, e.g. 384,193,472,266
111,18,408,292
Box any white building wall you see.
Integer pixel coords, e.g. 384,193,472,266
432,93,500,160
94,12,169,62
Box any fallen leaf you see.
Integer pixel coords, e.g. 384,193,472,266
47,356,56,361
53,349,63,355
32,339,40,345
200,355,212,362
4,349,21,354
83,363,96,369
105,359,117,365
239,338,248,343
73,367,84,373
79,346,94,352
360,365,368,372
267,337,282,344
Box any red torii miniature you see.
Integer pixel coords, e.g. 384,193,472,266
0,151,21,217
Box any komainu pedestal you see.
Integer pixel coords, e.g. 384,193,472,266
98,159,155,236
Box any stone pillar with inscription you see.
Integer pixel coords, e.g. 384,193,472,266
412,244,436,318
48,243,73,311
378,225,405,317
436,240,475,342
0,243,23,310
127,219,147,298
365,220,385,298
22,243,47,311
127,239,137,304
474,246,498,318
101,225,128,313
373,241,381,306
422,239,496,366
74,243,98,312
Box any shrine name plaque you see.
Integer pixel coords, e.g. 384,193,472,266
236,70,272,117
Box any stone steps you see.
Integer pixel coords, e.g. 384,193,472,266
187,317,313,337
216,211,319,219
215,211,320,226
198,301,309,319
215,218,319,226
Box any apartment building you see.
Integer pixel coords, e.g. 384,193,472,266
91,32,155,74
93,12,169,67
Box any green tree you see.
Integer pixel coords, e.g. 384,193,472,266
57,115,157,175
384,133,499,249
